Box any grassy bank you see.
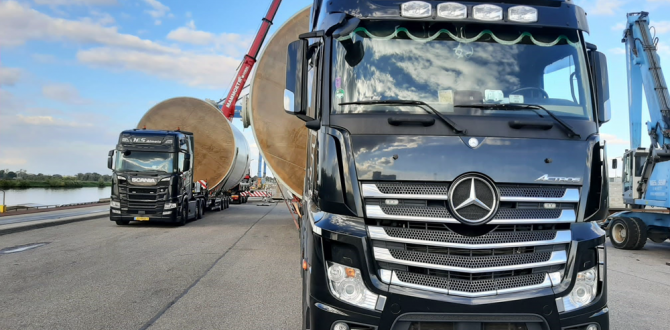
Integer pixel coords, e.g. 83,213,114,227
0,180,112,189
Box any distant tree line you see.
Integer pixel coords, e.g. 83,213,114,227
0,169,112,189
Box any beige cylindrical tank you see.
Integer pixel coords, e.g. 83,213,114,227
249,6,310,198
138,97,250,192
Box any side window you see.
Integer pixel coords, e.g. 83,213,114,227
178,152,185,172
543,55,580,103
634,154,646,177
307,132,319,203
306,43,321,120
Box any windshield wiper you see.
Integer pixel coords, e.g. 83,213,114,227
453,103,580,138
339,100,465,134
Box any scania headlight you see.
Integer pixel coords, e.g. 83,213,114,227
327,262,378,310
561,267,598,312
164,202,177,209
110,201,120,208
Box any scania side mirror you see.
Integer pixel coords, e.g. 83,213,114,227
183,153,191,172
593,51,611,124
107,150,114,170
612,158,618,169
284,39,309,121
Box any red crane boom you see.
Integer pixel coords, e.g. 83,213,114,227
221,0,283,120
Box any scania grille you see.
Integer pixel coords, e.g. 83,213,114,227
119,184,168,214
362,182,577,297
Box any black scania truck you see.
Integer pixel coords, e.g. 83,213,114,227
108,129,207,226
284,0,612,329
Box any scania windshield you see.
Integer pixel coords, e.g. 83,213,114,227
331,22,594,121
115,151,175,173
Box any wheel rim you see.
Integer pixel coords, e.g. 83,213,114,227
612,222,627,244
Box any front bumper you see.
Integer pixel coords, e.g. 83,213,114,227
308,293,609,329
110,209,178,223
303,221,609,330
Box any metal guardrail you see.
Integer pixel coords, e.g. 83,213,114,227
3,199,109,213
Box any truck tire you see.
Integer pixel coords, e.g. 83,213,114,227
630,217,648,250
115,220,129,226
177,205,187,226
609,217,645,250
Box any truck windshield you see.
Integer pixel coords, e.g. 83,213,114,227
331,23,593,120
115,151,174,173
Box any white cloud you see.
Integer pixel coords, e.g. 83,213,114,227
0,90,121,174
77,47,240,89
0,67,22,86
0,1,177,53
0,157,28,166
41,83,90,105
17,114,93,127
167,20,251,56
585,0,625,15
32,53,58,63
143,0,169,25
611,23,625,31
601,133,628,145
609,47,626,55
33,0,117,5
651,21,670,34
88,10,115,26
658,42,670,55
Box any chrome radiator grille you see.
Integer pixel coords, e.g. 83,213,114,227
362,181,578,297
394,271,548,296
381,226,562,246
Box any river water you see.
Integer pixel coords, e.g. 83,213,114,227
1,187,111,207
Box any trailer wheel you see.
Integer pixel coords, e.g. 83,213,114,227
115,220,129,226
609,217,646,250
196,202,203,220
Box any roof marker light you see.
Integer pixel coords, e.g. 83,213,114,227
401,1,432,18
437,2,467,19
509,6,538,23
472,4,503,21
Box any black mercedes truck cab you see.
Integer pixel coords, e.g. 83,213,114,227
286,0,612,329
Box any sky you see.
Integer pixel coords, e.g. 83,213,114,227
0,0,668,176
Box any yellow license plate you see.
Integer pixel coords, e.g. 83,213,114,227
134,217,150,221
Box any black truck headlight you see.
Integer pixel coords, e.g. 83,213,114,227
327,262,379,310
110,201,120,208
559,267,598,312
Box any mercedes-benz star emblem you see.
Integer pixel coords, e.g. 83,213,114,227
448,175,499,225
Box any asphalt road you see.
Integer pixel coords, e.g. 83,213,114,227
0,201,668,330
0,201,301,330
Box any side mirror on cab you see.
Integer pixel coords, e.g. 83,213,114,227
284,39,310,121
592,51,611,125
612,158,618,169
183,153,191,172
107,150,114,170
